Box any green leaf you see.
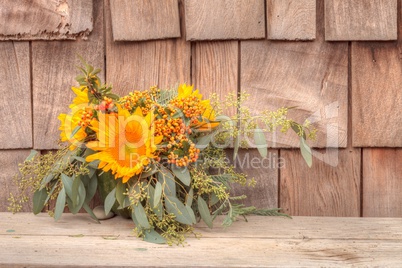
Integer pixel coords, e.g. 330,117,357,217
153,182,162,208
233,135,240,161
198,196,213,228
82,203,100,223
68,179,86,214
132,202,151,229
54,187,66,221
186,206,197,224
254,128,268,158
40,173,55,190
148,185,163,220
209,192,220,206
115,180,126,206
165,196,196,225
85,176,97,203
61,174,73,199
70,126,81,139
104,188,116,215
300,137,312,168
72,176,81,207
291,122,306,140
139,166,157,179
172,165,191,186
26,150,38,161
88,160,100,169
158,166,176,196
186,188,194,208
143,229,166,244
33,188,48,214
72,156,86,163
196,133,213,150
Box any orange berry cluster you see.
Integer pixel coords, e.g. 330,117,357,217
120,87,159,116
78,109,94,128
154,108,200,167
95,97,114,112
168,143,200,167
170,95,205,119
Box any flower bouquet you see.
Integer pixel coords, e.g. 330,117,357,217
9,61,315,245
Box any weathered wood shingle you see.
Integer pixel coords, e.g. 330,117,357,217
32,0,104,150
280,149,361,216
110,0,181,41
325,0,397,41
0,42,32,149
0,0,93,40
363,149,402,217
184,0,265,40
106,0,190,93
267,0,316,40
352,42,402,147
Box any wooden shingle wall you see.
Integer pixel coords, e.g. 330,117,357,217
0,0,401,218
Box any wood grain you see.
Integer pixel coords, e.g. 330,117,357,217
267,0,316,40
363,148,402,217
192,41,238,114
0,150,32,212
184,0,265,40
280,148,361,216
2,214,402,267
0,0,93,40
106,0,190,94
32,0,104,150
325,0,397,41
110,0,180,41
241,0,348,148
352,42,402,147
0,42,32,149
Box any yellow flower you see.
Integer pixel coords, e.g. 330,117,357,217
58,110,88,150
172,84,219,131
70,86,89,108
86,106,162,183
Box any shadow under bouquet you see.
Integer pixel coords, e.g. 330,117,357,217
9,61,316,245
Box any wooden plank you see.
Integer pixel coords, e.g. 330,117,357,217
0,151,32,212
32,0,104,150
0,0,93,40
280,148,361,216
0,42,32,149
267,0,316,40
1,214,402,267
363,148,402,217
325,0,397,41
351,42,402,147
106,0,190,94
184,0,265,40
229,149,279,208
3,214,402,240
241,0,348,148
110,0,180,41
192,41,238,110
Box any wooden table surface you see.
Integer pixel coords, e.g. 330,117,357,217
0,213,401,267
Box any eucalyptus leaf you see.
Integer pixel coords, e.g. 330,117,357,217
198,196,213,228
88,160,100,169
172,165,191,186
196,133,213,150
33,188,48,214
300,137,313,168
69,179,86,214
254,128,268,158
116,180,126,207
85,175,98,203
132,202,151,229
143,229,166,244
72,156,86,163
82,203,100,223
72,176,81,207
158,166,176,196
25,150,38,161
139,165,157,179
165,196,196,225
70,126,81,139
54,187,66,221
104,188,117,215
153,182,162,208
61,174,73,199
186,188,194,208
40,173,55,190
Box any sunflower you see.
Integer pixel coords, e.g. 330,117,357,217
70,86,89,108
171,84,219,131
58,108,91,150
86,105,162,183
